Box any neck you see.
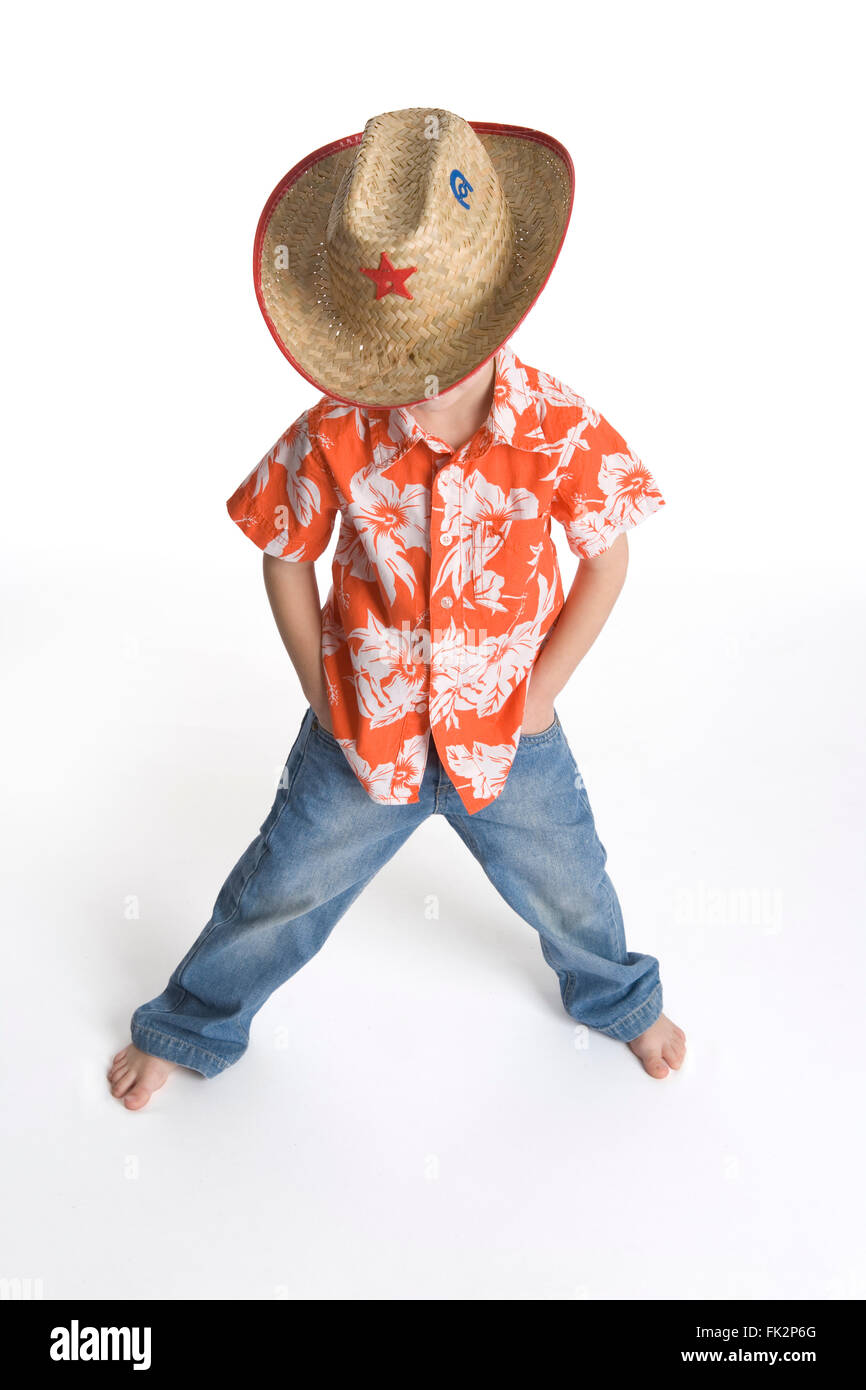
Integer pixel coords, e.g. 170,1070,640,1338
408,357,496,451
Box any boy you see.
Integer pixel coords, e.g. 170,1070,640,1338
109,108,685,1109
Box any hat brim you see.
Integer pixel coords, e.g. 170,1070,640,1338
254,122,574,408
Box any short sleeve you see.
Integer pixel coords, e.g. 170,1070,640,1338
226,410,340,561
550,410,665,559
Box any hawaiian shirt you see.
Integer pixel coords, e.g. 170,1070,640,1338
226,344,665,813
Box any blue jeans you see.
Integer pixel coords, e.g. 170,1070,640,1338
131,707,662,1076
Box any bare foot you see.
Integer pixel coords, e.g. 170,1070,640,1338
627,1013,686,1079
107,1043,177,1110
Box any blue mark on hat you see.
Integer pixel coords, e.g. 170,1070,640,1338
449,169,473,209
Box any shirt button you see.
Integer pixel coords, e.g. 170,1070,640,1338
441,596,453,609
441,533,453,546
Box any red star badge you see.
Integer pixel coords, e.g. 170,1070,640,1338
359,252,417,300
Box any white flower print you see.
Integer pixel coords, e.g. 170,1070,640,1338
445,739,518,801
321,594,347,655
270,418,323,528
433,468,539,605
382,408,420,453
461,572,558,717
318,402,367,441
453,471,539,532
532,369,596,419
263,536,308,560
343,465,430,603
349,612,428,728
334,517,377,586
491,346,533,439
337,734,428,803
597,450,664,525
391,734,429,800
565,511,614,558
429,576,557,729
465,473,539,611
428,621,467,729
337,743,398,801
539,421,595,484
371,441,401,470
561,448,664,557
354,668,428,728
470,549,508,613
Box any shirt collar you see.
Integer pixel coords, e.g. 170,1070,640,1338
489,341,541,447
376,342,546,463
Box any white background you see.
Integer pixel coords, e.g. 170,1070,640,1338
2,1,864,1300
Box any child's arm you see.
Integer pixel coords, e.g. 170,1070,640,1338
262,553,333,731
523,534,629,733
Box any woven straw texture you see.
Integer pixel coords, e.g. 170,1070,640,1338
256,108,572,406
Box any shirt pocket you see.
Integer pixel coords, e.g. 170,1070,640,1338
470,521,489,595
470,521,528,624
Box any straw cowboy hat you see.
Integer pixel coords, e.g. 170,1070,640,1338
253,107,574,407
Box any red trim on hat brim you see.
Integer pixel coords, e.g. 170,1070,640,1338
253,121,576,409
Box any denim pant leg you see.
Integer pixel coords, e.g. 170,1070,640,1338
130,709,430,1076
444,714,662,1041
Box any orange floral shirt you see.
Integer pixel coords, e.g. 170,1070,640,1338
227,345,665,813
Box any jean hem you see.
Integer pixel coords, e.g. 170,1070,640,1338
592,981,663,1042
130,1021,233,1079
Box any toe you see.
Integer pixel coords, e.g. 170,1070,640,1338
113,1048,130,1063
123,1085,151,1111
111,1072,136,1098
645,1054,670,1079
662,1042,683,1070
